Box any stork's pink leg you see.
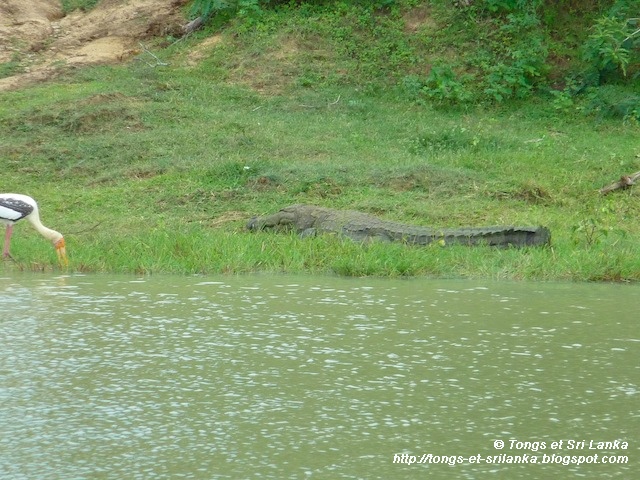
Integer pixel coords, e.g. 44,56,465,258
3,225,14,259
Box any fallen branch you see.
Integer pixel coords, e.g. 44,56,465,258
183,17,204,36
599,170,640,195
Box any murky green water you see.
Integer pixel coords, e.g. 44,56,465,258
1,273,637,479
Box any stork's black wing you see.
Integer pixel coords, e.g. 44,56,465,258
0,197,34,222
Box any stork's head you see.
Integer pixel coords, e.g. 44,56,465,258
54,237,68,266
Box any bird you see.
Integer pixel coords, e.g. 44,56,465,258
0,193,68,266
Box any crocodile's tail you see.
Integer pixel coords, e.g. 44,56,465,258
437,226,551,247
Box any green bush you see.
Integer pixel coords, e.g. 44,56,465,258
415,65,473,104
581,85,640,122
189,0,266,23
582,12,640,82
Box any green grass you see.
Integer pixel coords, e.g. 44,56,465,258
0,55,23,80
61,0,100,14
1,2,639,280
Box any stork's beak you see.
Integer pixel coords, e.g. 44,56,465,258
55,237,68,267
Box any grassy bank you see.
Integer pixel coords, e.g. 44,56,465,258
1,2,639,280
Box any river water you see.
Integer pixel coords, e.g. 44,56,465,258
0,273,637,479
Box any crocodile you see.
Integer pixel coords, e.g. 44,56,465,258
247,204,551,248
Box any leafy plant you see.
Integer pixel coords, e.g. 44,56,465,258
581,85,640,122
482,62,525,101
548,77,581,112
418,64,473,104
411,125,501,155
571,217,609,247
583,16,637,79
581,0,640,84
571,203,629,248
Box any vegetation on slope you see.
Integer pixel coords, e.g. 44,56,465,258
188,0,639,111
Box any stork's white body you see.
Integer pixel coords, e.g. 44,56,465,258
0,193,67,264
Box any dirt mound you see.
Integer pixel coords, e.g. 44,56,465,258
0,0,188,91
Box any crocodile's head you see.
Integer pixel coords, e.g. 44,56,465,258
247,210,297,231
246,217,262,230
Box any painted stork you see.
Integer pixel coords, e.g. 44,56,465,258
0,193,68,266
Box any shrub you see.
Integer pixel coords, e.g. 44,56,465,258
419,64,473,104
581,85,640,122
582,13,640,83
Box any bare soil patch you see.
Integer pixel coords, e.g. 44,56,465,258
0,0,188,91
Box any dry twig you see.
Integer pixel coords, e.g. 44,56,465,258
138,42,169,67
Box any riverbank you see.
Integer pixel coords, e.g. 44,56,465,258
1,1,638,281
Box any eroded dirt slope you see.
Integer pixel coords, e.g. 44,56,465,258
0,0,188,90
